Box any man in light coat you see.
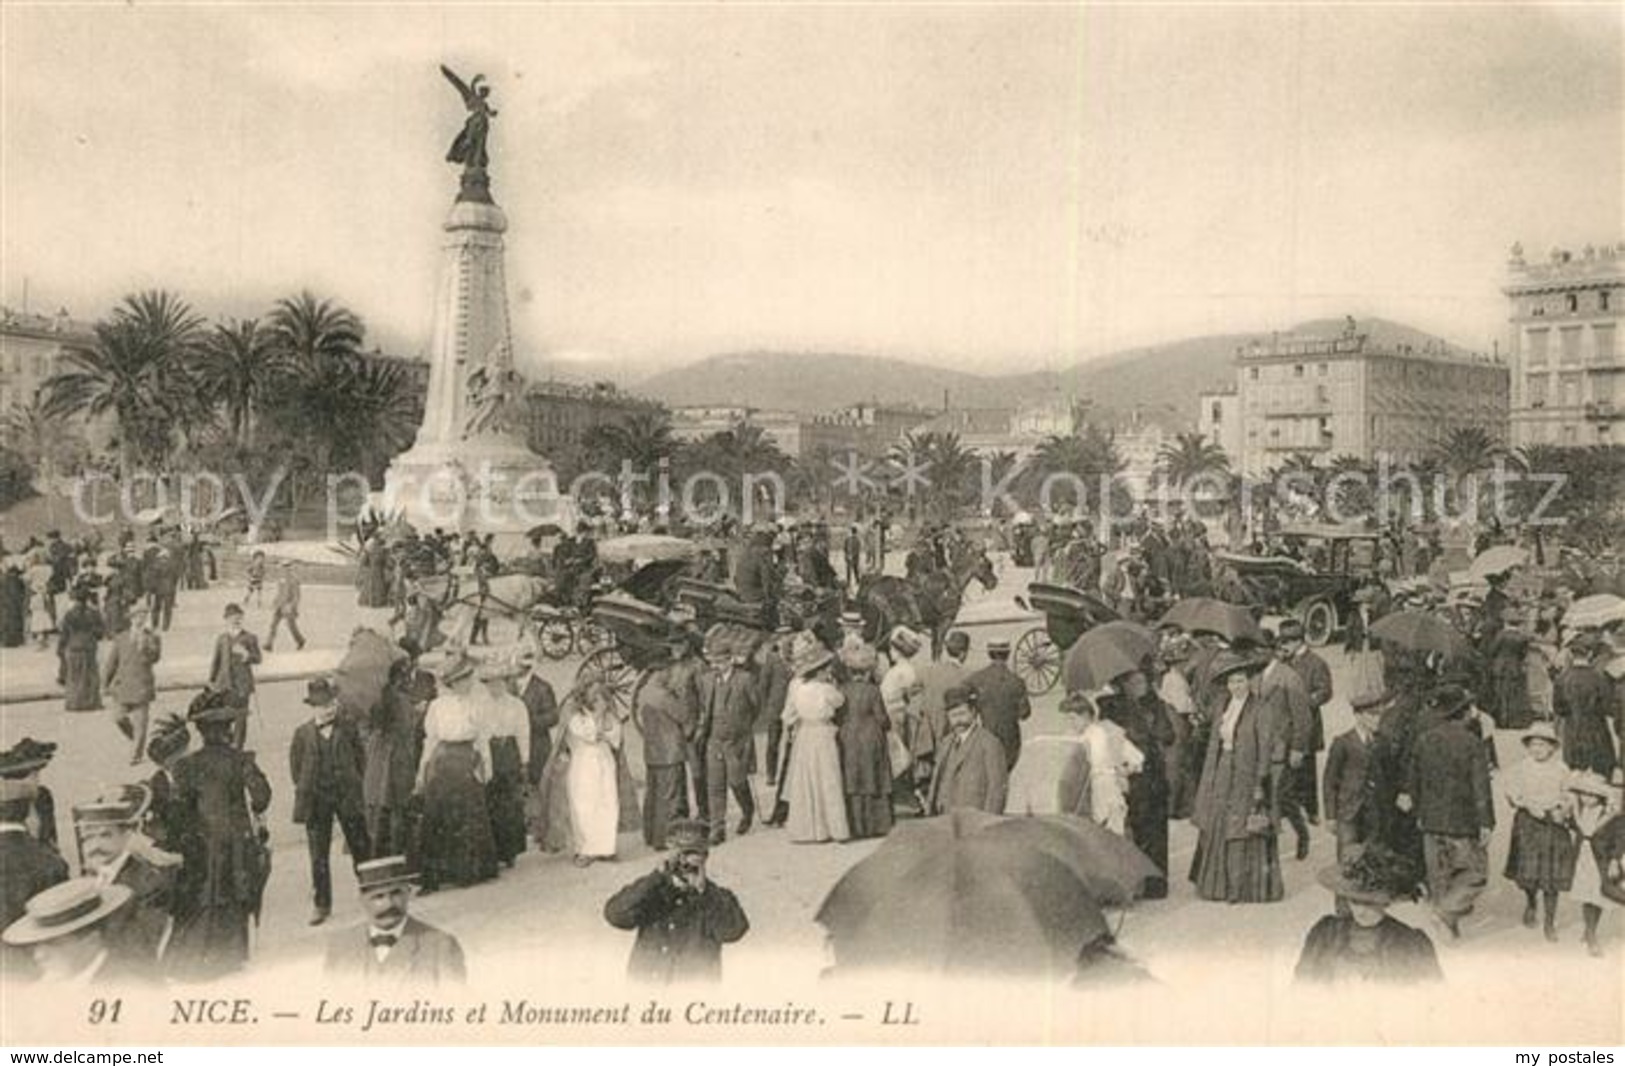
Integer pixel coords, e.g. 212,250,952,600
929,686,1008,815
324,856,465,986
103,605,161,766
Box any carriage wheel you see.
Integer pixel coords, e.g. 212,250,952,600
1012,627,1061,696
1300,599,1337,647
536,617,576,660
577,647,639,717
576,620,614,657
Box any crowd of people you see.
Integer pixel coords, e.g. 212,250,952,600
3,506,1625,991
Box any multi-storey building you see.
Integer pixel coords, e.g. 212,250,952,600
523,379,665,457
1503,241,1625,449
0,307,92,414
1235,320,1508,476
1197,387,1242,463
799,403,937,458
669,405,804,457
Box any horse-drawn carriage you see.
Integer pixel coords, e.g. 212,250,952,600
1008,582,1120,695
1213,524,1383,646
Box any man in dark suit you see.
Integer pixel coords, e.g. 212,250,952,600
637,654,696,850
1325,690,1385,864
964,639,1031,770
928,686,1008,815
1279,618,1333,825
209,603,262,749
697,635,760,844
604,819,748,984
324,856,465,987
290,677,371,926
1401,684,1494,939
518,656,559,789
731,526,781,625
0,775,69,980
73,785,177,970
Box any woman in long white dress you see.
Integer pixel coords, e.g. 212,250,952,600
565,681,623,866
784,636,851,844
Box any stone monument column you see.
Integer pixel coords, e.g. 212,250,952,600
380,68,572,543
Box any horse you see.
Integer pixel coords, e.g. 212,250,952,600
854,544,997,660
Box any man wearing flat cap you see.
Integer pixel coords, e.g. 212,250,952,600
1325,690,1386,870
3,878,156,986
604,819,749,984
324,856,465,987
928,685,1008,815
965,637,1032,771
291,677,371,926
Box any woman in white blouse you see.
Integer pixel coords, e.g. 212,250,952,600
564,681,623,866
414,654,499,892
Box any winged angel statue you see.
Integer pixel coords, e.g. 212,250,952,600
441,64,497,171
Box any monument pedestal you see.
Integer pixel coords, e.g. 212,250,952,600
381,171,573,544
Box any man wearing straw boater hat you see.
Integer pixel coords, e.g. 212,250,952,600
1,756,70,980
72,784,178,969
323,855,465,987
2,878,157,986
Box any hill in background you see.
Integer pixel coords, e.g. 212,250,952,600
633,316,1476,431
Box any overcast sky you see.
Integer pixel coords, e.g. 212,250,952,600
2,4,1620,380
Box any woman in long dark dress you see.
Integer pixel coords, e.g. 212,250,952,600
0,562,25,648
1554,638,1620,779
167,692,272,982
477,662,530,867
1484,620,1533,729
837,644,893,839
57,588,105,711
1190,651,1284,904
414,656,499,891
1100,667,1175,899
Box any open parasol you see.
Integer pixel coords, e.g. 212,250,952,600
1063,620,1158,692
816,810,1155,977
1565,593,1625,630
334,627,406,716
1159,597,1265,644
1369,609,1471,658
596,534,698,565
1467,544,1530,582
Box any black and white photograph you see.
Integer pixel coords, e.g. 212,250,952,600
0,0,1621,1048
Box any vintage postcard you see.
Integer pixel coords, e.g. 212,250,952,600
1,1,1622,1048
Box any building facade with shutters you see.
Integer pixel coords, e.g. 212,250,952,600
1235,322,1508,476
1503,241,1624,450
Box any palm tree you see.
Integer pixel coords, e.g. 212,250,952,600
266,290,364,373
1030,424,1125,515
195,318,283,447
1156,431,1230,489
42,290,203,479
581,411,678,472
1433,426,1506,480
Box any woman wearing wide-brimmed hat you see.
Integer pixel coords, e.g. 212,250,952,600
1554,633,1619,779
1189,650,1283,904
1502,720,1578,941
782,633,850,844
413,652,499,892
165,689,271,981
1294,849,1441,985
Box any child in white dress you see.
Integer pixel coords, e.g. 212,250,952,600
1077,692,1144,835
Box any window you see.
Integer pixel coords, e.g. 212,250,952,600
1561,424,1578,445
1595,324,1616,364
1248,367,1259,380
1315,384,1329,405
1528,375,1549,407
1561,375,1581,406
1602,290,1612,312
1527,328,1549,367
1210,402,1223,423
1567,293,1580,313
1293,364,1305,378
1561,327,1583,365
